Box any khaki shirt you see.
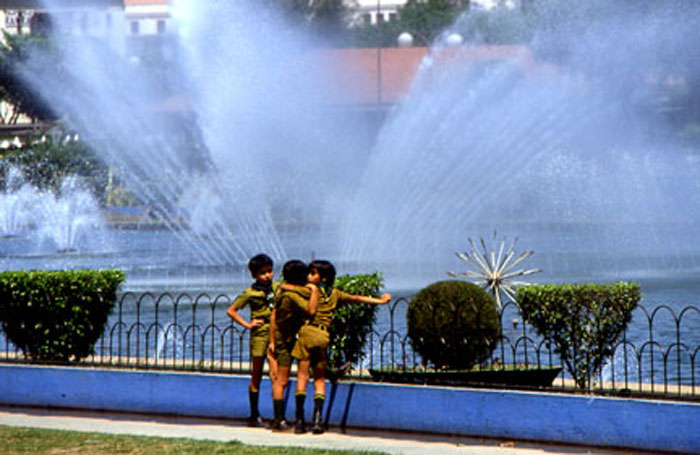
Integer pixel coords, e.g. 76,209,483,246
274,286,311,343
230,281,279,322
311,288,353,328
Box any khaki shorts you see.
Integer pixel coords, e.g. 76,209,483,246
273,334,296,368
292,325,330,369
249,324,270,358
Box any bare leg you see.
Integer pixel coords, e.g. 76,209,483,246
296,359,310,393
250,356,265,391
312,365,326,397
267,349,278,384
273,366,290,400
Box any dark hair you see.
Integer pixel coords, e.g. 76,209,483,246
248,253,273,276
282,260,308,285
310,260,336,287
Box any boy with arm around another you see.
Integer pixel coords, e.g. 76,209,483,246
292,260,391,434
268,260,319,431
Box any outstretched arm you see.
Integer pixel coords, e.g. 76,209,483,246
350,293,392,305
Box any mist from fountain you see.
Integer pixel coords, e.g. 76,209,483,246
9,0,367,285
0,166,105,252
3,0,699,292
340,0,700,286
0,167,36,237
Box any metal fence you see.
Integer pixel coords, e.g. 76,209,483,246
1,292,698,400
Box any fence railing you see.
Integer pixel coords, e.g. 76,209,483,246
1,292,698,399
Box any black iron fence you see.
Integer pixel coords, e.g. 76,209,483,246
1,292,698,399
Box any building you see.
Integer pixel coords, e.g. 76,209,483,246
123,0,169,37
353,0,405,24
0,0,537,131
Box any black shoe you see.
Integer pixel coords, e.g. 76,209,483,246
271,420,290,432
310,410,324,434
294,419,307,434
246,415,266,428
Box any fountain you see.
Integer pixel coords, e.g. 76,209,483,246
0,165,107,259
0,0,698,303
0,167,35,238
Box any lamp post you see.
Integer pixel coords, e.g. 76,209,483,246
396,31,464,48
376,0,382,105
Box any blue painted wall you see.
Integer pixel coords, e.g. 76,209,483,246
1,364,698,453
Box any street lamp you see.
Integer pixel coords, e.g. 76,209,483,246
396,31,464,47
397,31,413,47
376,0,382,105
445,32,464,46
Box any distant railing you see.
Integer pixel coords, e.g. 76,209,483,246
1,292,698,399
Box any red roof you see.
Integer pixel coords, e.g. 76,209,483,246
310,45,538,106
157,45,541,111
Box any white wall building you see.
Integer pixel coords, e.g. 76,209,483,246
123,0,169,37
352,0,405,24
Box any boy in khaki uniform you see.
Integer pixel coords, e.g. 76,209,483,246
268,260,318,431
291,260,391,434
226,254,278,427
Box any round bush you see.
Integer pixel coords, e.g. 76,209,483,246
407,280,500,370
0,269,124,362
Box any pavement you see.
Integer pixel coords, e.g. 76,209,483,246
0,406,660,455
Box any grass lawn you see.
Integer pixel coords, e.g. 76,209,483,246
0,426,387,455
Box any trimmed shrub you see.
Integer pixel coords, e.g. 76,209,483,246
328,272,383,381
407,280,500,370
516,282,641,389
0,269,125,362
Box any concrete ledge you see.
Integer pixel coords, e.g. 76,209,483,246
1,364,698,453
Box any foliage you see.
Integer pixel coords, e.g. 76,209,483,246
407,280,500,370
267,0,351,42
0,31,57,123
516,282,641,389
352,0,466,47
398,0,465,44
328,272,383,381
0,269,125,362
0,136,109,202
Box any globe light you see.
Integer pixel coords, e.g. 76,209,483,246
445,32,464,46
397,32,414,47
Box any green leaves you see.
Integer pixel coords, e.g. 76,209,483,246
0,31,57,122
0,269,125,362
407,280,500,370
516,282,641,389
1,137,109,202
327,272,383,382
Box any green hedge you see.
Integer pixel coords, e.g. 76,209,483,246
0,269,125,362
329,272,383,381
407,280,500,370
516,282,641,389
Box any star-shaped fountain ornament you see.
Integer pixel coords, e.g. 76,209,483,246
448,233,541,309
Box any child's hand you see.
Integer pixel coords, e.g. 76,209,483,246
249,319,264,329
305,283,318,291
380,293,392,304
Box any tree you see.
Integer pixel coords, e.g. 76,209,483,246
0,32,56,124
350,0,468,47
1,135,109,203
399,0,465,45
516,282,641,389
268,0,352,42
